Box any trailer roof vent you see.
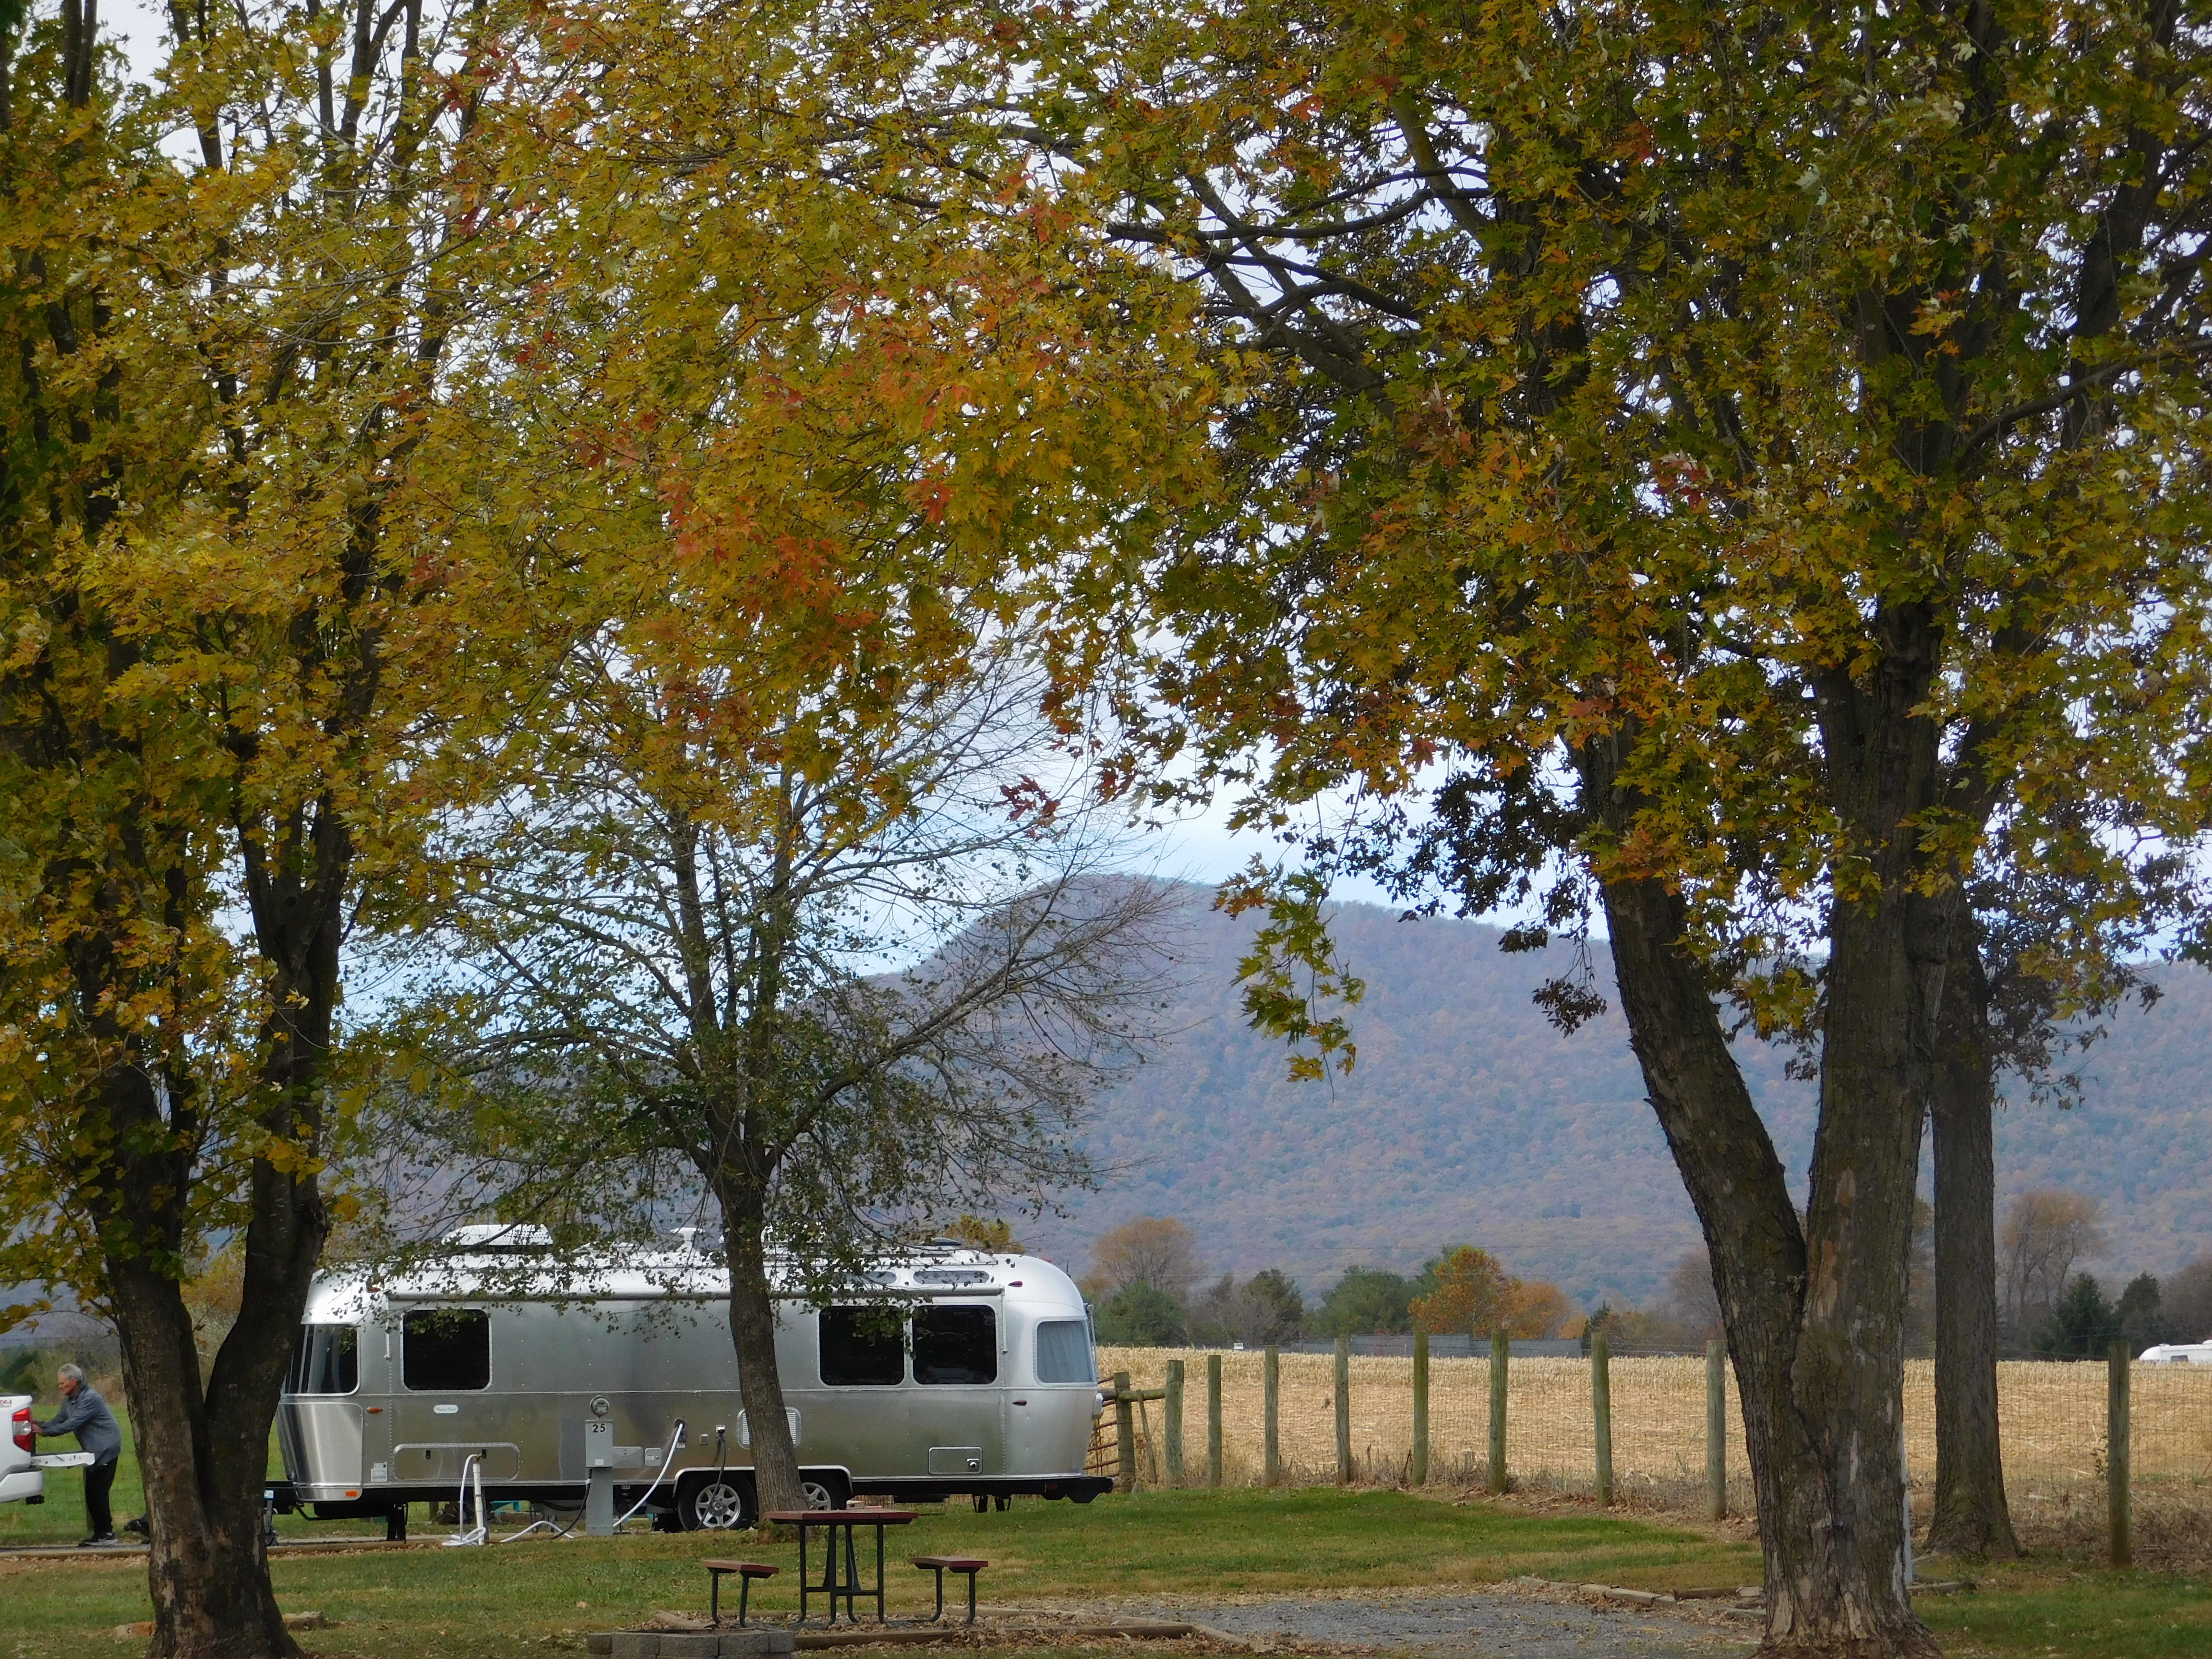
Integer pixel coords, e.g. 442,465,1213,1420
912,1267,992,1287
444,1223,553,1252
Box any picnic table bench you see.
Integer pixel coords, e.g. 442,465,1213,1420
911,1556,988,1624
703,1560,779,1626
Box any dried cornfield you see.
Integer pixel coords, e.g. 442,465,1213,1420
1094,1345,2212,1547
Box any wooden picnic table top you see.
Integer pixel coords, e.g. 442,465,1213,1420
763,1508,918,1525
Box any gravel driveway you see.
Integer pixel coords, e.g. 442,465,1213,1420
1118,1586,1759,1659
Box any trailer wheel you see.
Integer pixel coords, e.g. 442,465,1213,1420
799,1470,849,1511
676,1470,755,1531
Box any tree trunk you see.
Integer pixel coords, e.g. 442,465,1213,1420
1587,641,1947,1659
84,1024,324,1659
719,1190,809,1518
1927,945,2019,1559
110,797,344,1659
1601,868,1938,1658
109,1257,296,1659
1790,887,1943,1652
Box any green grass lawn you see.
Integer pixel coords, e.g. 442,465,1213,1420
3,1486,1756,1658
1914,1559,2212,1659
5,1473,2208,1659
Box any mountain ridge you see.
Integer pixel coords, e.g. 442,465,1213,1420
1022,885,2212,1309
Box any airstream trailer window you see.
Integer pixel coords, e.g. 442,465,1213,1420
286,1325,359,1395
913,1306,996,1384
401,1307,491,1391
820,1307,905,1385
1035,1319,1092,1384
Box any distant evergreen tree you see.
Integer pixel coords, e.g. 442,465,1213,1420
2164,1258,2212,1345
2116,1274,2168,1354
1242,1270,1308,1343
1094,1282,1187,1346
2035,1274,2124,1360
0,1346,43,1395
1314,1267,1414,1336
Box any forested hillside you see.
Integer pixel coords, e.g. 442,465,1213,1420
1023,886,2212,1310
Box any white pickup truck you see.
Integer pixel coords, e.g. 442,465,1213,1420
4,1394,44,1504
3,1394,95,1504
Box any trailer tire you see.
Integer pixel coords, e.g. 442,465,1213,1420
799,1470,850,1511
676,1470,756,1531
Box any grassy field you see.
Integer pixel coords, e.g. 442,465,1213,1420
1918,1561,2212,1658
2,1485,2210,1659
2,1486,1755,1658
7,1376,2206,1657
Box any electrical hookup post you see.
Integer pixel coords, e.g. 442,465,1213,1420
586,1417,617,1536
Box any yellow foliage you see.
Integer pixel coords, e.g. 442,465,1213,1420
1412,1247,1575,1340
1502,1279,1575,1340
182,1248,247,1369
1409,1246,1510,1338
945,1216,1020,1252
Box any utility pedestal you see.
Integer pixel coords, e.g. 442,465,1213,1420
586,1419,617,1537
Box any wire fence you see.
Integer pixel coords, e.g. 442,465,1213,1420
1095,1344,2212,1550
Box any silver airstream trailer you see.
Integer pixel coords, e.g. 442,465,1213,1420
272,1228,1110,1533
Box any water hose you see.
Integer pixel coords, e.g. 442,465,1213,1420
443,1453,488,1547
611,1418,686,1531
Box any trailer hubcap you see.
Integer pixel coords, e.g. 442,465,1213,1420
801,1480,834,1511
693,1481,746,1529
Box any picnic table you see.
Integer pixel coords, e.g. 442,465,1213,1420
764,1508,917,1624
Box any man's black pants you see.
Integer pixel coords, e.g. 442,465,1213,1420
84,1459,117,1537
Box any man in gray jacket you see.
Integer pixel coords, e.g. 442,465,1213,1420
38,1363,122,1546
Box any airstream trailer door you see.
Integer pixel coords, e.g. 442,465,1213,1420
391,1305,505,1485
363,1316,393,1485
911,1303,1004,1478
281,1323,366,1496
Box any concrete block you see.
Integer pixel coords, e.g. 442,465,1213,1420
718,1631,796,1658
610,1635,661,1659
585,1635,614,1656
658,1636,721,1659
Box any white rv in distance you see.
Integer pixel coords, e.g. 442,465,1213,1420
274,1228,1109,1534
2139,1340,2212,1364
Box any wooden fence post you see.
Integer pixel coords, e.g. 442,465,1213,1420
1706,1339,1727,1521
1411,1329,1431,1488
1164,1359,1185,1489
1334,1338,1353,1483
1591,1332,1613,1508
1113,1369,1135,1494
1487,1328,1509,1495
1263,1346,1281,1488
2109,1340,2131,1569
1207,1353,1224,1488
